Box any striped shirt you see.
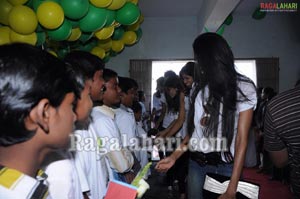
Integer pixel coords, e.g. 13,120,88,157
264,85,300,197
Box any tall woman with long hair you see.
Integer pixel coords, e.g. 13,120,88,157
156,33,257,199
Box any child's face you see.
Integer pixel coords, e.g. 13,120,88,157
182,74,193,88
103,77,121,107
121,88,136,108
90,69,105,102
167,87,177,98
75,80,93,122
49,92,77,148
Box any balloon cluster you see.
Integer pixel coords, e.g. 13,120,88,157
0,0,144,62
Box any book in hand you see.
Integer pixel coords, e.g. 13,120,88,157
104,180,137,199
203,173,260,199
132,162,151,198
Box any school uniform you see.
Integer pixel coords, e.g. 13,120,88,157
0,166,49,199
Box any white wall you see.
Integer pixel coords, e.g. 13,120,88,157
223,13,300,91
107,13,300,92
106,17,198,76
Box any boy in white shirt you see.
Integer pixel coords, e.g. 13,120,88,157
88,69,134,187
0,43,79,199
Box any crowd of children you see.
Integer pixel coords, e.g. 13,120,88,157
1,32,299,199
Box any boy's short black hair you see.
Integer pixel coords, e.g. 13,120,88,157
64,51,105,79
103,68,118,82
118,76,138,93
0,43,79,146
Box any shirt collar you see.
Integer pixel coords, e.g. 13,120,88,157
120,104,133,113
96,105,115,119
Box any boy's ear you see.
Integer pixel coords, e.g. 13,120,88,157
26,99,51,134
93,70,101,82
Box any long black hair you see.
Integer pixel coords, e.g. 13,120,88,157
188,33,255,151
164,75,184,113
180,61,195,95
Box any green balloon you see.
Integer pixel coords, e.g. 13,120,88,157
79,4,108,32
36,31,46,46
112,27,124,40
60,0,89,20
224,14,233,26
36,24,44,32
216,24,225,36
79,31,93,43
252,7,266,20
109,50,118,57
105,10,116,27
103,55,110,63
47,20,72,41
79,40,97,51
116,2,140,25
25,0,34,8
57,46,70,59
68,18,80,28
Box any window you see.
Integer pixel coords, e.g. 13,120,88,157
130,58,279,111
235,60,257,85
151,60,192,97
151,59,258,101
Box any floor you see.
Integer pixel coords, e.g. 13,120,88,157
142,163,294,199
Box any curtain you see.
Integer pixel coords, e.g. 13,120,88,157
255,57,279,92
129,59,152,111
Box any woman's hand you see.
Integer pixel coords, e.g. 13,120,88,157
218,190,236,199
155,156,176,172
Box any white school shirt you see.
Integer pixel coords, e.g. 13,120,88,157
114,104,137,148
161,93,179,128
74,128,109,199
179,84,196,138
189,79,257,162
89,106,133,179
177,96,190,139
45,151,83,199
74,105,122,199
152,94,163,116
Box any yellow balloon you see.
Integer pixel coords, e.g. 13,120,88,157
67,28,82,41
8,5,38,34
107,0,125,10
97,38,112,52
127,21,139,31
0,26,11,45
10,30,37,45
91,46,106,59
122,31,137,45
137,14,144,24
95,26,114,40
0,0,13,25
47,50,58,57
37,1,64,29
111,39,124,52
7,0,28,5
90,0,112,8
